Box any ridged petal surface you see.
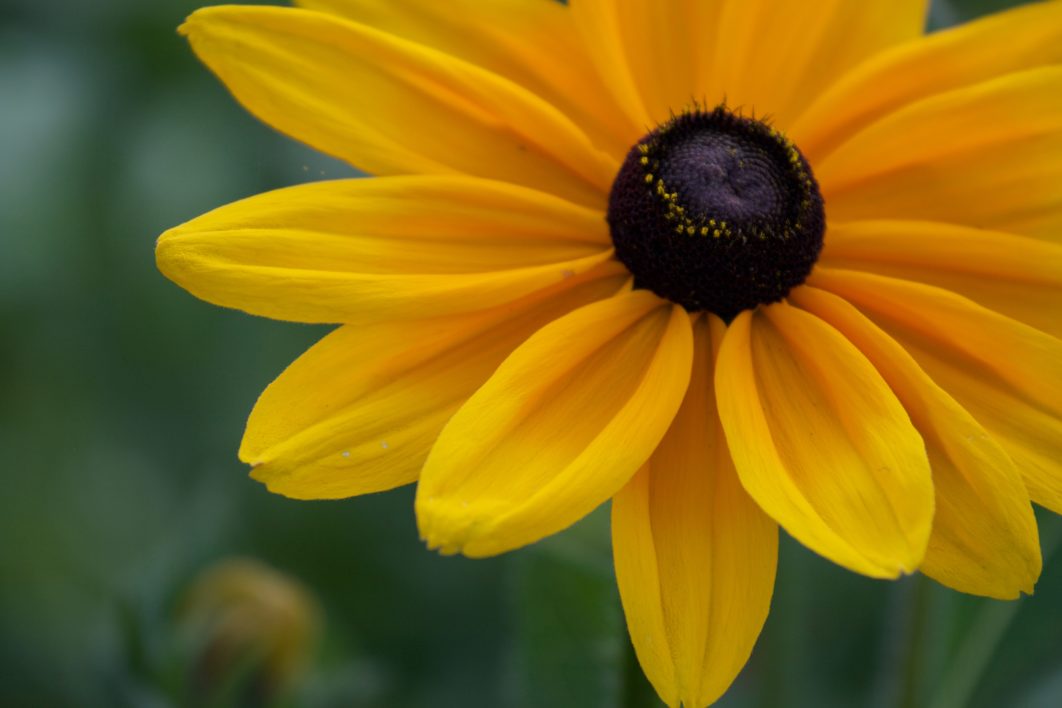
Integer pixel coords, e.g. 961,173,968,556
181,6,616,206
817,67,1062,239
810,268,1062,516
613,316,777,708
417,291,693,557
295,0,636,157
792,286,1041,599
820,221,1062,338
157,176,615,324
715,304,934,578
793,0,1062,159
241,265,628,498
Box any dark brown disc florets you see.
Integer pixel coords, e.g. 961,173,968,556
607,106,826,320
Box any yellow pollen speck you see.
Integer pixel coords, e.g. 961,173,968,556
645,173,654,183
700,227,709,236
640,156,649,165
713,229,721,238
686,226,695,235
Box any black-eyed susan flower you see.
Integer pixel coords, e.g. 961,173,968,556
157,2,1062,705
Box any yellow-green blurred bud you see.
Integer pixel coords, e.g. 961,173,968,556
177,557,320,702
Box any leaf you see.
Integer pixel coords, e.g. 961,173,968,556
504,506,630,708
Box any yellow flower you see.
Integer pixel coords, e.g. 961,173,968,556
157,2,1062,706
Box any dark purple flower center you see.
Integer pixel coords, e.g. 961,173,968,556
606,106,825,320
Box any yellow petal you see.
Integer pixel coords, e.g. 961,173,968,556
294,0,636,158
820,220,1062,338
809,268,1062,424
791,286,1040,599
613,316,777,708
815,66,1062,240
809,268,1062,515
180,6,616,206
715,304,934,578
702,0,927,128
567,1,651,132
242,265,628,499
157,176,617,324
793,0,1062,159
569,1,721,127
416,291,693,557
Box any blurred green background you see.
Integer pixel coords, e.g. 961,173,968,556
1,1,1059,706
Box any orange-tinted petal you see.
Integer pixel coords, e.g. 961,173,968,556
816,66,1062,239
417,291,693,557
792,286,1040,599
295,0,636,158
613,316,777,708
793,0,1062,159
820,220,1062,338
157,176,616,324
181,6,616,206
715,303,934,578
809,267,1062,516
241,265,627,499
570,0,723,128
703,0,928,128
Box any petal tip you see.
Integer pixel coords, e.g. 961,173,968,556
416,495,513,558
415,495,475,557
153,229,183,275
177,8,210,37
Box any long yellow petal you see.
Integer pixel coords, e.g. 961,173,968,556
791,286,1040,599
816,66,1062,240
157,176,617,324
570,1,722,128
820,220,1062,338
792,0,1062,159
715,304,934,578
241,265,627,499
294,0,636,158
567,0,651,132
809,268,1062,515
613,316,777,708
702,0,927,129
417,291,693,557
180,6,616,206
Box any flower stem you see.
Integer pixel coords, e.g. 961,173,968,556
927,515,1062,708
621,638,661,708
897,573,933,708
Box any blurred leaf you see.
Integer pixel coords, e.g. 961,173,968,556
1016,668,1062,708
505,507,630,708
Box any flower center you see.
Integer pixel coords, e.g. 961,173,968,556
606,106,825,320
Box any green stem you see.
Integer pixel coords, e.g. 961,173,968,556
898,573,933,708
926,600,1019,708
621,637,662,708
927,516,1062,708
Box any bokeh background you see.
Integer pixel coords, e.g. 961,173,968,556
1,1,1060,706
